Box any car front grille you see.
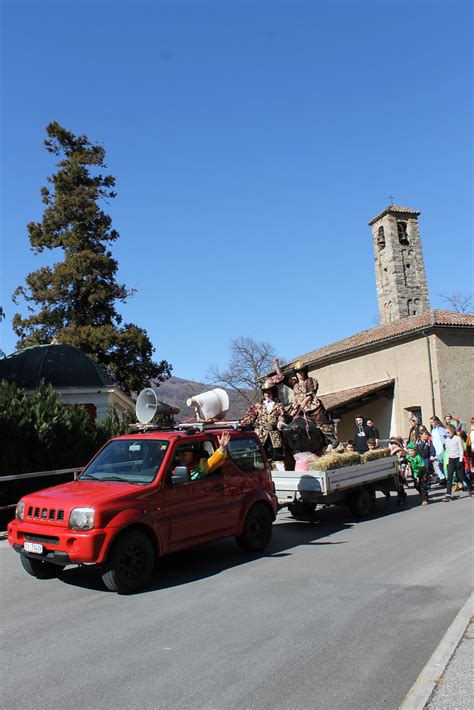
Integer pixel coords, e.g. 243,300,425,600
27,506,65,523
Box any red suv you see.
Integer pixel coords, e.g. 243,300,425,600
8,427,277,593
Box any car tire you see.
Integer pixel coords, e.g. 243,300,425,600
288,501,317,519
236,503,273,552
348,488,375,518
20,553,59,579
101,531,155,594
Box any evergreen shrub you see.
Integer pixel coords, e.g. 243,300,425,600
0,382,130,505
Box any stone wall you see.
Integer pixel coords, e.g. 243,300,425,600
370,210,430,325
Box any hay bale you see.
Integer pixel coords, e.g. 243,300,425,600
360,447,391,462
309,451,361,471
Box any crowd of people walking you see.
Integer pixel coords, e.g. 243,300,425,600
385,413,472,505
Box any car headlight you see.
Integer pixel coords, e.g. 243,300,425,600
16,501,25,520
69,507,95,530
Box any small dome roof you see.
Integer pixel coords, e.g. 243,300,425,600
0,344,114,389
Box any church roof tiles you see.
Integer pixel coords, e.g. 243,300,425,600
283,310,474,371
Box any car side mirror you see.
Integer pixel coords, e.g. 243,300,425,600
172,466,191,485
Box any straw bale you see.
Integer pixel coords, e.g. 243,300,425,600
309,451,361,471
360,447,391,462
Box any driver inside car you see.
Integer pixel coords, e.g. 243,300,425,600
175,431,230,480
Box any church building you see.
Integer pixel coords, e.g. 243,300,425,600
276,205,473,441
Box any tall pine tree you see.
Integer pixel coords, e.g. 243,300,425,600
13,122,171,394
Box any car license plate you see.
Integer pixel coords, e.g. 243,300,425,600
24,541,43,554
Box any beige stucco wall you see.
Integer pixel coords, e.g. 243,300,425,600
431,331,474,425
297,327,473,440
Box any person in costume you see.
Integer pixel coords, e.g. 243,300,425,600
239,379,286,460
174,431,230,480
272,357,331,427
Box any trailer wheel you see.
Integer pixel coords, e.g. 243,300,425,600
236,503,273,552
102,531,155,594
288,502,317,520
20,553,59,579
348,488,375,518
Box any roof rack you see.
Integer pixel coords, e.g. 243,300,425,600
128,420,245,434
176,421,242,433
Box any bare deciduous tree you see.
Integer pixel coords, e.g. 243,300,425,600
207,336,280,406
438,292,473,314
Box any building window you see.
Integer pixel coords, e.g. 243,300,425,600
376,226,386,250
407,297,421,316
397,221,410,245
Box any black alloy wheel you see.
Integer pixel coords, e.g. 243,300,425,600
236,503,273,552
102,531,155,594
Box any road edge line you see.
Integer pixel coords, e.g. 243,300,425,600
399,593,473,709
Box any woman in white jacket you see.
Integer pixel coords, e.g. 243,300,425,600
430,415,447,485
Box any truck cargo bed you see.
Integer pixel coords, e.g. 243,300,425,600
273,457,398,505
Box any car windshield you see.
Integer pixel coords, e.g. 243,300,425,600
80,439,169,485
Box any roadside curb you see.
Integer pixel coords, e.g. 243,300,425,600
400,593,473,709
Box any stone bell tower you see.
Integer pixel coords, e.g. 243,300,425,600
368,205,430,325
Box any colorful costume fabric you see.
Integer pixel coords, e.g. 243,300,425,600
272,374,329,424
240,400,285,449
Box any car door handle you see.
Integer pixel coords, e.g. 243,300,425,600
211,483,225,492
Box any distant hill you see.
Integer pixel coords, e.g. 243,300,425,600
150,376,252,421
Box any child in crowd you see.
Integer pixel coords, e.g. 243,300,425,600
406,442,429,506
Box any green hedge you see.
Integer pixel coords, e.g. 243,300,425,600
0,382,129,476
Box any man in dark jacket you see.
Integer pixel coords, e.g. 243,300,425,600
366,417,380,447
354,416,371,453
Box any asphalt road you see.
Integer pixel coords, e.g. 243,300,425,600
1,488,472,710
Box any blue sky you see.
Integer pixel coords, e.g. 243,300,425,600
1,0,472,382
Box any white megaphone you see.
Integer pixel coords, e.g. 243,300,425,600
136,388,180,424
186,388,230,421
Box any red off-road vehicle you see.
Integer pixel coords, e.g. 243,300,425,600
8,425,277,593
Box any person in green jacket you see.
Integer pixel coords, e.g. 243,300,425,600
406,442,429,506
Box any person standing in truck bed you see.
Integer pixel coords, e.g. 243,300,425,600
240,379,285,461
271,357,330,426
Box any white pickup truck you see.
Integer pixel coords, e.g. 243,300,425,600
272,456,401,519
